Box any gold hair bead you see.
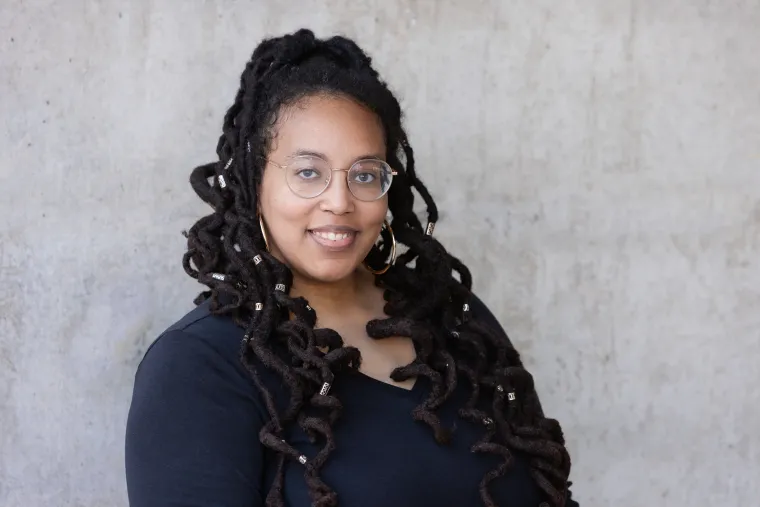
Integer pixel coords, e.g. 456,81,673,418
425,222,436,236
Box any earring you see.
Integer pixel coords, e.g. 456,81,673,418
259,215,270,252
364,219,396,275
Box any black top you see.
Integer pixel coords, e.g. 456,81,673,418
125,295,579,507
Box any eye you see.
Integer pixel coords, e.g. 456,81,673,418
353,171,377,184
295,167,322,180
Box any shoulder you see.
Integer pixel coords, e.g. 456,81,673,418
163,298,243,341
467,292,492,317
129,299,272,427
126,304,271,507
466,292,516,348
134,299,251,394
141,299,245,365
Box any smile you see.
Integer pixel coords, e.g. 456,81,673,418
308,228,357,250
312,231,352,241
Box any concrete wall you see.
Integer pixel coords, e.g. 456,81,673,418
2,0,758,505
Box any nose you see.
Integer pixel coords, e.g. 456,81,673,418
319,170,355,214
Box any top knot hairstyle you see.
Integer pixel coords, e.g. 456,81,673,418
182,29,571,507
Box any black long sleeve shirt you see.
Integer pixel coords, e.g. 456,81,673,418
125,295,579,507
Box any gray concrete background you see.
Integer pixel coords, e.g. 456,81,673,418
1,0,759,505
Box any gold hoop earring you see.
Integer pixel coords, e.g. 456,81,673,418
364,219,396,275
259,215,270,252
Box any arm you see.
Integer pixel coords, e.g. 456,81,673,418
469,294,581,507
125,330,267,507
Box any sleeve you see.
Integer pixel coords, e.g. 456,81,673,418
469,294,581,507
125,329,268,507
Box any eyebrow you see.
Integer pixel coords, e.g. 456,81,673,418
290,149,386,163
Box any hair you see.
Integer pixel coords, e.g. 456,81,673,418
182,28,571,507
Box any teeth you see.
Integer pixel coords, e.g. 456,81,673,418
313,231,351,241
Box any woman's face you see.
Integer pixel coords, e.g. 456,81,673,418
258,94,389,284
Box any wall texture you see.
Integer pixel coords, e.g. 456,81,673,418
1,0,759,505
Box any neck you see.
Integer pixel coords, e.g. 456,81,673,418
290,268,378,315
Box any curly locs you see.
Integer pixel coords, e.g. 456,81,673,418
182,28,571,507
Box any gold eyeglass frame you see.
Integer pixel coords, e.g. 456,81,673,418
265,155,398,201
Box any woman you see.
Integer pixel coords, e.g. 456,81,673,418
125,29,578,507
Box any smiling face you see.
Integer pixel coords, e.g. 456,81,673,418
258,93,389,283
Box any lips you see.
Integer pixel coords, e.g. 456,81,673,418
308,226,358,250
312,230,352,241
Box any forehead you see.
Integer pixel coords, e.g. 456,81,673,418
270,94,386,161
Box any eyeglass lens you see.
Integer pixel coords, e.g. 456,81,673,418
284,156,393,200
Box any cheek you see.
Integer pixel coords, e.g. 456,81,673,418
266,196,311,231
370,203,388,226
260,176,312,235
359,201,389,237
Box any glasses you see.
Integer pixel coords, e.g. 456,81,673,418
266,155,397,201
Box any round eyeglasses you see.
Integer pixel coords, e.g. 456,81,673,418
266,155,397,201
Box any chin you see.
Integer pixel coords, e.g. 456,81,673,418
297,259,363,283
